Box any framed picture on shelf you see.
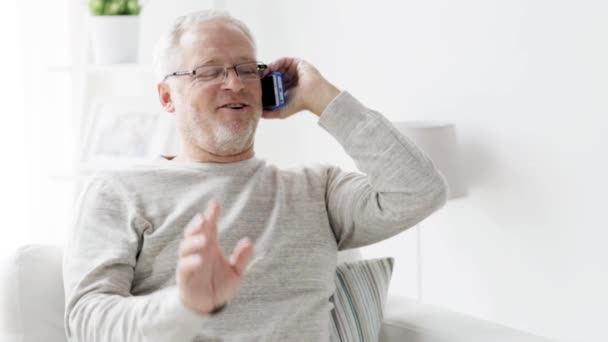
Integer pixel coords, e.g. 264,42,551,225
81,96,176,171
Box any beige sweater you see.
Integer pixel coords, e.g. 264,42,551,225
63,91,448,342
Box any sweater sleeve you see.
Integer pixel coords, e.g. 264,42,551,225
318,91,449,250
62,175,211,342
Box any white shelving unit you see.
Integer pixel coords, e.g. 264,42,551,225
57,0,225,194
46,62,158,177
53,2,164,196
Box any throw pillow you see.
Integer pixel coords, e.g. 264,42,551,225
330,257,394,342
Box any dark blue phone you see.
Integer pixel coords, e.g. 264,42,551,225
261,72,286,110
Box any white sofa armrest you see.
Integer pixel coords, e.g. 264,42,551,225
0,244,67,342
379,296,558,342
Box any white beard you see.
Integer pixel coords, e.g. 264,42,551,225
177,100,261,157
210,115,258,155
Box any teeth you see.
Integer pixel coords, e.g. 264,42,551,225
225,103,245,109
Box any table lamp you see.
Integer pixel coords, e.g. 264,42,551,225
393,121,467,301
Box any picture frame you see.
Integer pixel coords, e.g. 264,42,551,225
81,96,176,171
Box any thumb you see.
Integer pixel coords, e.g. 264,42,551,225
229,237,254,276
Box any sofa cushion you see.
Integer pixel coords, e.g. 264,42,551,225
379,295,558,342
330,257,394,342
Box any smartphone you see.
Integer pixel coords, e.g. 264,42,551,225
261,72,286,110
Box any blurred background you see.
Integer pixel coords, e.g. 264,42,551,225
1,1,606,341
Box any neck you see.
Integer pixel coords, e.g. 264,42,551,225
170,143,255,164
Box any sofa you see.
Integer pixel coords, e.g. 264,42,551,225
0,244,557,342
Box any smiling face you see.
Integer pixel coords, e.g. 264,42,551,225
160,19,263,159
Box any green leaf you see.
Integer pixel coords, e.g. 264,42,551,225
104,1,123,15
89,0,141,15
88,0,105,15
126,0,141,15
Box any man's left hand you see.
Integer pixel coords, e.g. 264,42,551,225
261,57,340,119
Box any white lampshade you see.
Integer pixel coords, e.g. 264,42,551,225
393,121,467,199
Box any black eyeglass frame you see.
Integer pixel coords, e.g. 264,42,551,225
163,61,268,82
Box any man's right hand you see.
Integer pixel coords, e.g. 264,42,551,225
176,199,254,315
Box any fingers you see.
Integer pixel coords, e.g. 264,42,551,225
230,237,254,276
183,213,204,237
267,57,296,74
181,199,225,259
262,84,302,119
178,234,207,257
264,57,328,119
268,57,300,89
203,199,220,223
181,199,221,259
201,199,221,241
263,96,300,119
180,199,255,279
183,199,221,238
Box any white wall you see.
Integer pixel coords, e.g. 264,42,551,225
223,1,606,341
136,1,606,341
1,1,75,249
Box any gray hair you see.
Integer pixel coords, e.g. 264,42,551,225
152,9,256,82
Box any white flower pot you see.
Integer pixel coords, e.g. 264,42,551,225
90,15,139,64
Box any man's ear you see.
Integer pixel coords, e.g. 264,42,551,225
158,82,176,113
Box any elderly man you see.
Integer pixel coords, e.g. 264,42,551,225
63,9,447,342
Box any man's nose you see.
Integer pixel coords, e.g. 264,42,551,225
221,67,245,91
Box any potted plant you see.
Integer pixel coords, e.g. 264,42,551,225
88,0,143,64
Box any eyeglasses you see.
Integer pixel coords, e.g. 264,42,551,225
163,61,268,83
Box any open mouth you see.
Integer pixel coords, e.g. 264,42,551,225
219,103,249,110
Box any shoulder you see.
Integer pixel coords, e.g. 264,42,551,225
79,162,180,198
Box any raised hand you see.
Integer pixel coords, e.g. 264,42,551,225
176,199,254,314
262,57,340,119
